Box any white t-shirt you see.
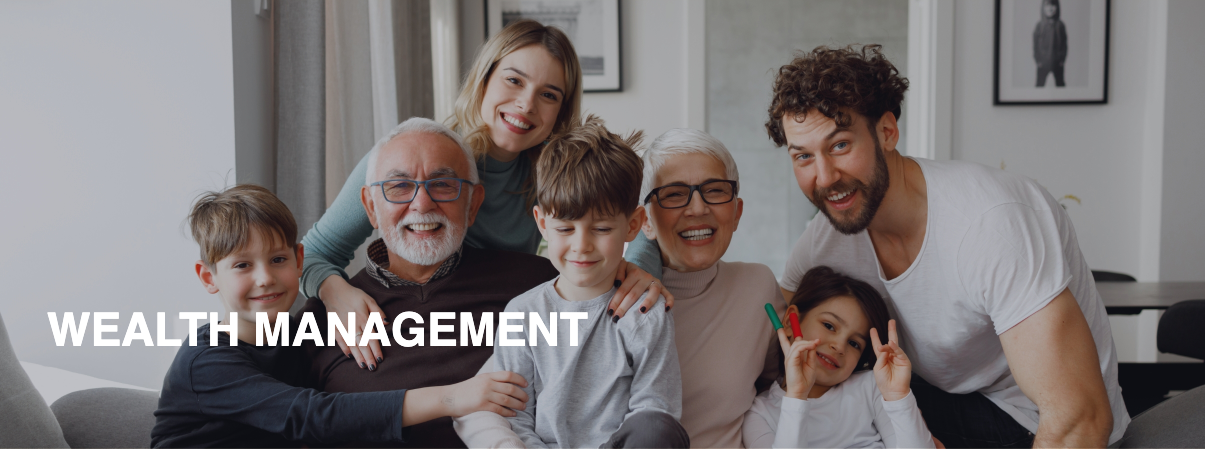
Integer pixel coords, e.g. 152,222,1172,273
780,157,1129,444
743,371,935,448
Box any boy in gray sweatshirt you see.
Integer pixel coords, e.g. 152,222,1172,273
493,116,686,448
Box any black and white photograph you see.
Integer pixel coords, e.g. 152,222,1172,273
994,0,1110,104
488,0,622,92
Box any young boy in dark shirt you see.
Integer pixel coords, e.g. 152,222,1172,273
152,184,521,447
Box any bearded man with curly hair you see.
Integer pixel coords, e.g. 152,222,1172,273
769,45,1127,448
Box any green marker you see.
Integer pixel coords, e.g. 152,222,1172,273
764,303,783,330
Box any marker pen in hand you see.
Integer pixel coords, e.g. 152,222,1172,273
788,312,802,339
764,303,783,330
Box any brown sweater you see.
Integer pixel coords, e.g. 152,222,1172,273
301,245,558,448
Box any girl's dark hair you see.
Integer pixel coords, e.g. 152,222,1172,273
789,266,891,372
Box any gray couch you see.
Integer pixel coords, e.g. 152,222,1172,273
0,312,156,448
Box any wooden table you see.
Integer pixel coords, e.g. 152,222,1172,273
1096,281,1205,315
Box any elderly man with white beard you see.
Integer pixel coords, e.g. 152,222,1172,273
300,117,560,448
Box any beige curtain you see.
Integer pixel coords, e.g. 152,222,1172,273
323,0,437,274
275,0,326,237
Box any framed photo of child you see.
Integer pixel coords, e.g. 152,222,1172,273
994,0,1110,105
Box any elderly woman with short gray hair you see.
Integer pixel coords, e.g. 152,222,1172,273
454,129,786,448
633,128,786,448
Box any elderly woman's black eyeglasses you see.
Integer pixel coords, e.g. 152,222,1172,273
643,180,738,209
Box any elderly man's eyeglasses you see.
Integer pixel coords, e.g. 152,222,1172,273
370,178,474,204
643,180,739,209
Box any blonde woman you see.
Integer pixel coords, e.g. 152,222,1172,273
301,20,668,367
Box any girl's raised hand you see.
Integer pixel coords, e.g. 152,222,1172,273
871,319,912,402
777,328,820,400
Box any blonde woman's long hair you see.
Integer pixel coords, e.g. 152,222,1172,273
446,19,583,161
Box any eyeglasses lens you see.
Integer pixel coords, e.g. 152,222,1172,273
383,179,461,203
657,181,734,208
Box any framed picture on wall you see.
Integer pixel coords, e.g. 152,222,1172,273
994,0,1110,104
487,0,622,92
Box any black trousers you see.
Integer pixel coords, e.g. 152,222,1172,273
600,410,690,449
1037,64,1066,87
911,376,1035,448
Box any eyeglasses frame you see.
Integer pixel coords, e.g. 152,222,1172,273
369,177,476,204
642,180,740,209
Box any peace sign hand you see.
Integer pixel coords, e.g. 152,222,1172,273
777,328,820,400
871,319,912,402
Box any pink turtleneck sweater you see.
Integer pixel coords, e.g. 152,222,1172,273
664,260,786,448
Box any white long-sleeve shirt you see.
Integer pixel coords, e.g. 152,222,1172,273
743,371,935,449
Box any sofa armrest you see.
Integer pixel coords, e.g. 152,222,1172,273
51,387,158,448
1119,384,1205,448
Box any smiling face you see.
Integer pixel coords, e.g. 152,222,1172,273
198,229,302,327
787,295,871,388
535,207,644,301
784,110,891,235
644,153,743,273
363,132,485,268
479,44,567,160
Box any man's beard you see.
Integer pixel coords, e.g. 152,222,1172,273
809,134,890,235
381,210,466,266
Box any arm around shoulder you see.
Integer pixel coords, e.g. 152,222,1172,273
299,150,376,298
188,347,407,444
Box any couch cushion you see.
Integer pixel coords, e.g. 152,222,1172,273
51,387,158,448
1119,384,1205,447
0,313,69,448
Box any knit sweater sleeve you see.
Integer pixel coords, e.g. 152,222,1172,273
299,151,375,298
624,232,664,282
187,346,407,444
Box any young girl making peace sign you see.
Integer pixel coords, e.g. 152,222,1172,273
743,266,935,448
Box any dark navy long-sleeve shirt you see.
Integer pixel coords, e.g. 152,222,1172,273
151,323,407,447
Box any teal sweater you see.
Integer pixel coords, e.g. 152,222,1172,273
300,150,664,298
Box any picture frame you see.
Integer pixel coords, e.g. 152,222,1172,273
486,0,622,92
994,0,1110,105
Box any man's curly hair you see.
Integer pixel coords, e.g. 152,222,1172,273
765,44,909,147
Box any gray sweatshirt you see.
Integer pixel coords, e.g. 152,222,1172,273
494,279,682,448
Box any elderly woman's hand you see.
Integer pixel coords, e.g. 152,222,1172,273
607,260,674,319
317,275,386,370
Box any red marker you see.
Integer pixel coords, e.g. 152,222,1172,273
788,312,802,339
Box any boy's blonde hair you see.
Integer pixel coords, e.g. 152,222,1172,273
536,115,644,220
188,184,297,267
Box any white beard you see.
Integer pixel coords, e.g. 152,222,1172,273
381,211,465,266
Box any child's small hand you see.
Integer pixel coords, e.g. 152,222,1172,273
442,371,530,417
871,319,912,402
777,328,820,400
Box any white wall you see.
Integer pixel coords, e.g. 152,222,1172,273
950,0,1157,279
1158,0,1205,282
579,0,697,141
0,0,236,389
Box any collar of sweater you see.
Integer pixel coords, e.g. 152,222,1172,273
660,261,721,299
364,238,463,287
